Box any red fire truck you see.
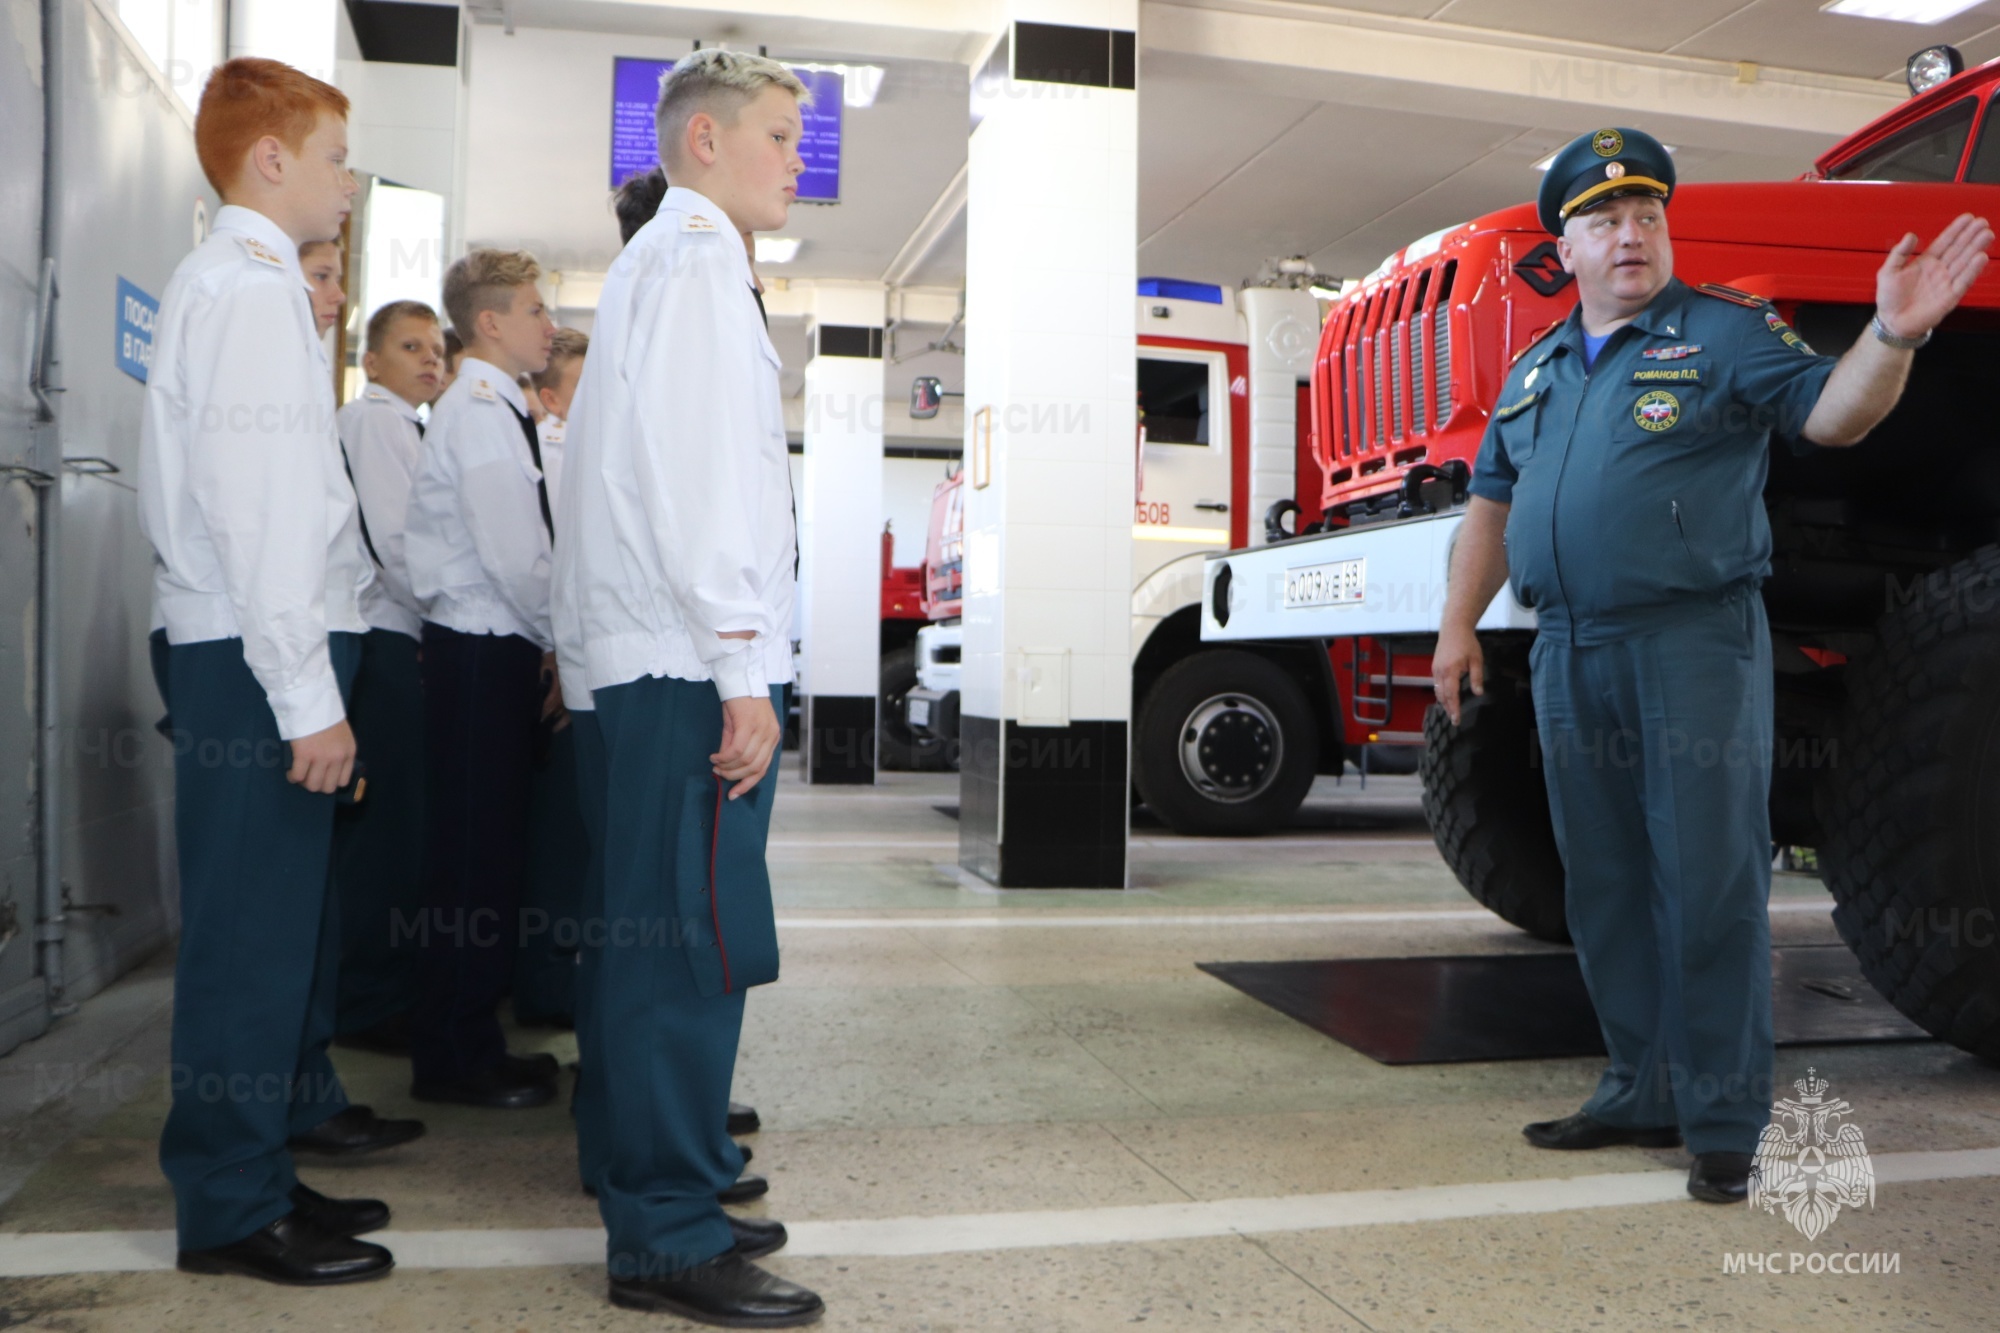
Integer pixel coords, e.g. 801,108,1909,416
1202,47,2000,1060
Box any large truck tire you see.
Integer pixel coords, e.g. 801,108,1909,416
877,644,950,772
1134,649,1318,835
1818,547,2000,1062
1420,643,1570,944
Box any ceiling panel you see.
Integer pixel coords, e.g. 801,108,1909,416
1428,0,1754,54
1670,0,2000,79
1138,72,1325,242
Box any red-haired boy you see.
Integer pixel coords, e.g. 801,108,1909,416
136,57,420,1287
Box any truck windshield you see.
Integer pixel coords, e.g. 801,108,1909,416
1138,358,1209,445
1830,96,1977,182
1967,92,2000,184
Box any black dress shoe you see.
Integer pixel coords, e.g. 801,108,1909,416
718,1172,769,1205
728,1214,787,1262
177,1212,393,1286
412,1065,556,1110
500,1051,560,1082
289,1183,389,1237
727,1102,761,1136
609,1250,822,1326
333,1013,412,1056
288,1105,427,1157
1688,1151,1755,1203
1523,1111,1682,1151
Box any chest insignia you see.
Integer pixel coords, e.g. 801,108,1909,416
1634,389,1681,432
1641,344,1702,360
1524,366,1539,388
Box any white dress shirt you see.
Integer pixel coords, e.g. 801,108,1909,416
136,204,370,740
537,415,567,515
556,186,797,704
405,357,555,649
337,383,426,640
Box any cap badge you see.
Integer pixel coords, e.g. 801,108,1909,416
1592,128,1624,157
1605,162,1627,179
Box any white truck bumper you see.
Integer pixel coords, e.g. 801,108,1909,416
1200,511,1537,642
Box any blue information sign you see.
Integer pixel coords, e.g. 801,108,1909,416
116,277,159,384
610,57,843,203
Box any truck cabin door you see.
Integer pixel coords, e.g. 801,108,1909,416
1134,349,1232,585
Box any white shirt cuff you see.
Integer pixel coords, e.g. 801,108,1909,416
708,643,766,702
266,675,346,741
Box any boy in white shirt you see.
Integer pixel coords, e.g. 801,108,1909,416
558,49,819,1324
138,56,411,1287
403,250,561,1110
330,301,446,1057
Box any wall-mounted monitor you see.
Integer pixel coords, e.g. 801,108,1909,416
611,57,843,203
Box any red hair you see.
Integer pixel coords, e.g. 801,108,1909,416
195,58,350,196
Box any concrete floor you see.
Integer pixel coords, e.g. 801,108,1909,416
0,771,1994,1331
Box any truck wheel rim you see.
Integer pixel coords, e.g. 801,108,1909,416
1178,693,1283,804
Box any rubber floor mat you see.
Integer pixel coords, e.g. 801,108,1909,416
1197,946,1932,1065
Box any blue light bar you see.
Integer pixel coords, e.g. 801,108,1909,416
1137,277,1224,304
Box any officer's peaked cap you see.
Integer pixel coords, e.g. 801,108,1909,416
1537,127,1675,236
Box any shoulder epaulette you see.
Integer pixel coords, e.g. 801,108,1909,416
1508,320,1565,368
1694,282,1768,308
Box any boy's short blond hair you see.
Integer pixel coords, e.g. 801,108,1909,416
532,328,589,393
442,248,541,344
653,49,809,174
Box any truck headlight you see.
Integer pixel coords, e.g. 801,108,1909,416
1906,45,1964,98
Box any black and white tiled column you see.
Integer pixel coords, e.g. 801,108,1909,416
959,7,1136,887
800,289,886,784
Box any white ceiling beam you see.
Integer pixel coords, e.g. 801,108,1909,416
518,0,999,62
882,162,968,288
1142,1,1905,147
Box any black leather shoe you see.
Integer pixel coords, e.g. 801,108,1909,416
288,1183,389,1237
609,1251,823,1326
727,1102,761,1136
1689,1151,1755,1203
332,1012,412,1056
1523,1111,1682,1151
177,1212,393,1286
718,1172,769,1205
412,1065,556,1109
288,1105,426,1157
729,1214,787,1262
501,1051,561,1082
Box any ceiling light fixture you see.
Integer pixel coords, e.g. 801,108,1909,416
1821,0,1986,24
756,236,802,264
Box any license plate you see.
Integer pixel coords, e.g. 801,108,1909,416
908,698,931,727
1284,557,1366,609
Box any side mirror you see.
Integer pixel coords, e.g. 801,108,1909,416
910,375,943,420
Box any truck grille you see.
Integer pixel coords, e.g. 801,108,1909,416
1317,259,1456,491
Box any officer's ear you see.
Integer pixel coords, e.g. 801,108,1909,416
1555,232,1577,274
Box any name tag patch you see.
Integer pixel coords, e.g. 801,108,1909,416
1632,366,1702,384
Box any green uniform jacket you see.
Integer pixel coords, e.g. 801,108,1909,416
1470,277,1838,645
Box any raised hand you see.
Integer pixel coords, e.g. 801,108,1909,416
1876,212,1993,340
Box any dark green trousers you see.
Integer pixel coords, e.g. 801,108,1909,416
514,718,588,1024
159,633,359,1250
1531,593,1775,1155
570,708,609,1191
331,628,426,1035
588,677,782,1274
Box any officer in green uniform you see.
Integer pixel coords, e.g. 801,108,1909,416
1434,127,1990,1203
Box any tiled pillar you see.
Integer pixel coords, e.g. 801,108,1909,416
800,284,886,784
959,8,1136,888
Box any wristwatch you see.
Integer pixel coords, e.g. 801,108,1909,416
1870,312,1932,350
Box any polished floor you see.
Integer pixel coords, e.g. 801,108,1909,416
0,770,1993,1330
